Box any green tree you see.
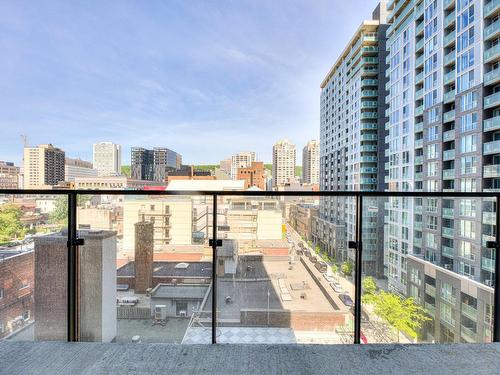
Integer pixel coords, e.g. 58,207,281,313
371,291,430,342
331,263,338,274
362,276,377,304
50,195,90,226
341,261,354,276
0,204,26,243
314,245,321,254
121,165,131,177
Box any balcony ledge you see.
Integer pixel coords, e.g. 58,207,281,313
1,342,499,375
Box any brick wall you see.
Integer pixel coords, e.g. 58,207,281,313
0,251,34,339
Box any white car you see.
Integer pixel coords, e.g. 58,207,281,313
330,282,343,293
323,274,336,283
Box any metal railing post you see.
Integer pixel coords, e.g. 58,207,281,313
493,195,500,342
211,194,218,344
354,194,363,344
67,192,78,342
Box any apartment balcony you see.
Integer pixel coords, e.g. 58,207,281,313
444,70,455,85
484,164,500,178
444,11,455,28
361,79,378,86
484,140,500,155
444,0,455,10
415,121,423,132
484,19,500,41
443,89,455,104
443,109,455,123
443,31,455,47
361,112,378,119
461,325,477,343
442,227,455,238
360,145,377,152
361,90,378,98
415,54,424,68
360,155,378,162
415,172,423,180
360,167,377,173
443,130,455,142
462,303,478,321
415,38,424,53
444,50,455,66
484,92,500,109
415,155,423,164
442,245,455,258
361,101,378,109
485,68,500,86
414,139,423,149
485,43,500,63
416,21,424,36
414,237,422,247
443,168,455,179
484,115,500,131
415,88,423,100
482,256,495,272
415,105,424,116
360,134,377,141
360,122,378,130
442,207,454,218
424,303,436,317
443,149,455,160
485,0,500,18
415,71,424,84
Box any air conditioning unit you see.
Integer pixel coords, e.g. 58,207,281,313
179,310,187,317
154,305,167,320
485,279,494,287
444,264,452,270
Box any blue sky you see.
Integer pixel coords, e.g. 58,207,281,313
0,0,379,165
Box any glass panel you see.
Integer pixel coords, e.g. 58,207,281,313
214,194,354,344
77,194,213,344
361,196,495,344
0,193,68,342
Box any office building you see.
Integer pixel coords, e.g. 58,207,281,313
313,3,389,276
92,142,121,177
230,152,256,180
237,161,266,190
302,140,320,185
131,147,182,182
64,158,97,182
219,159,232,175
0,161,20,189
23,144,65,189
272,139,296,187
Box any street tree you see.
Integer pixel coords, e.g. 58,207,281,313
0,204,26,243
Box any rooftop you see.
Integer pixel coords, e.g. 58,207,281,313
1,342,498,375
117,261,212,278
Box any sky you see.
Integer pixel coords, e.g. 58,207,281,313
0,0,379,165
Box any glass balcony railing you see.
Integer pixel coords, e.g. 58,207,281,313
443,31,455,47
484,115,500,131
415,105,424,116
444,11,455,28
484,139,500,155
485,43,500,63
443,130,455,141
484,164,500,178
443,109,455,122
444,90,455,104
443,149,455,160
443,169,455,179
415,121,424,132
484,92,500,109
485,69,500,85
444,51,455,66
444,71,455,85
0,189,496,347
484,20,500,41
485,0,500,18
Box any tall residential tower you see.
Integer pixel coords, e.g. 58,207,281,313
302,140,320,185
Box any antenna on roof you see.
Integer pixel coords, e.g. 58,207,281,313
21,134,29,148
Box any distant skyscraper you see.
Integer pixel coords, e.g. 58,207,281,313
131,147,182,181
302,140,320,185
92,142,122,177
230,152,256,180
23,144,65,189
64,158,97,182
272,139,296,187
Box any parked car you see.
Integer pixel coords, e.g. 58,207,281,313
339,293,353,307
315,261,327,273
309,256,318,264
323,274,336,283
330,282,343,293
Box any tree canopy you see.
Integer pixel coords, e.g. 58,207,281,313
0,204,26,243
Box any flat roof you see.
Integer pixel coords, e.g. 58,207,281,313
117,261,212,278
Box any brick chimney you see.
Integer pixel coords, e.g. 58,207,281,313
134,221,154,293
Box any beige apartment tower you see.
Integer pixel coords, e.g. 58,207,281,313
272,139,296,187
23,144,65,189
302,140,319,185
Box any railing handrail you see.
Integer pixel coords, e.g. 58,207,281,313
1,188,500,198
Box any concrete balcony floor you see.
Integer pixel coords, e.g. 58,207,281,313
0,342,499,375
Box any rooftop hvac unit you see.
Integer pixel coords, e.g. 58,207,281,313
154,305,167,321
485,279,494,287
179,310,187,317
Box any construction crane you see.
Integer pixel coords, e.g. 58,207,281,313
20,134,29,148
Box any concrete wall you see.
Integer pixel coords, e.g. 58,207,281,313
240,309,345,330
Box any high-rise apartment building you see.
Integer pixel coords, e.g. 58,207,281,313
131,147,182,181
383,0,497,343
64,158,98,182
302,140,320,185
230,152,256,180
272,140,296,187
23,144,65,189
92,142,122,177
0,161,20,189
313,3,389,276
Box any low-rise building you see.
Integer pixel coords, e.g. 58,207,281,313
64,158,97,182
74,176,166,190
288,203,319,241
0,161,20,189
237,162,265,190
